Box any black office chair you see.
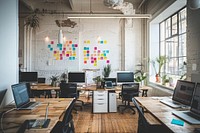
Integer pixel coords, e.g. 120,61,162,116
60,82,83,111
132,98,170,133
51,98,76,133
118,83,139,114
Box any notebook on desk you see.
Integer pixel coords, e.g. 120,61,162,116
12,83,40,110
172,83,200,124
160,80,195,108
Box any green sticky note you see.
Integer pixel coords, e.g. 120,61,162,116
171,119,184,126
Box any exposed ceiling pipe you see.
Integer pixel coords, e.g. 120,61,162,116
138,0,147,9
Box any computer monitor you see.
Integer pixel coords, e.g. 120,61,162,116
0,89,7,107
20,72,38,83
172,80,196,106
103,78,117,86
68,72,85,83
117,72,134,84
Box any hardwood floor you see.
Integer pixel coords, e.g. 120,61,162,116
73,96,138,133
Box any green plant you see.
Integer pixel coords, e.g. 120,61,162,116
60,72,68,82
24,9,40,29
134,71,147,82
150,56,167,76
162,75,169,85
93,76,104,83
102,64,111,78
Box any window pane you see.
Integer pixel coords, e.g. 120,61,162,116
178,57,187,75
165,18,171,38
166,37,178,58
172,14,178,35
168,58,178,75
179,34,186,56
160,41,165,56
179,8,187,34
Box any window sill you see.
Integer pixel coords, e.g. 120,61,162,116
148,82,174,95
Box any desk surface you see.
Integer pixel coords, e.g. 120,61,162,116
2,98,73,133
135,97,200,133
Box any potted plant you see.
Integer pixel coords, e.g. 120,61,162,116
50,75,59,87
134,71,147,86
162,75,169,85
93,76,104,89
60,72,68,83
24,8,40,29
102,64,111,78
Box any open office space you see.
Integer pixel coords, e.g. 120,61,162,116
1,0,200,132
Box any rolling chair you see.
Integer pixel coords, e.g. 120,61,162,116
118,83,139,114
60,82,84,111
51,98,76,133
132,98,170,133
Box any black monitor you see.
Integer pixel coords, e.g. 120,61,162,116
103,78,117,86
68,72,85,83
117,72,134,83
20,72,38,83
172,80,196,106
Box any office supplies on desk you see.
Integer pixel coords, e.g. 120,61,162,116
172,83,200,124
105,81,113,89
171,119,184,126
160,80,195,108
12,83,40,110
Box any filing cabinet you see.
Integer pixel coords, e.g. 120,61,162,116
93,90,108,113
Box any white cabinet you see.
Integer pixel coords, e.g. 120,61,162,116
93,90,108,113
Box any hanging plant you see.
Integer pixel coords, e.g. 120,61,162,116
24,9,40,29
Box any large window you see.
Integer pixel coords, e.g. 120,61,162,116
159,8,187,79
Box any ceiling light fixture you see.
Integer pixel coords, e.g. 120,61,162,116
67,14,151,19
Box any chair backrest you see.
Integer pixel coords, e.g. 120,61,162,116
121,83,139,101
132,98,149,133
60,82,78,98
62,98,76,133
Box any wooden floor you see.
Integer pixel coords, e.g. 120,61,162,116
73,96,138,133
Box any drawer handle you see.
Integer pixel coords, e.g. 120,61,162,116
97,103,104,105
97,94,104,96
97,99,104,100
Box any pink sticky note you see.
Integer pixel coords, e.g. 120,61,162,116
63,48,66,51
98,50,101,53
87,50,90,53
94,58,97,60
60,54,62,56
84,61,87,64
60,57,63,60
106,60,110,63
101,57,103,60
66,54,69,57
51,41,54,44
75,44,78,47
91,61,94,63
94,47,97,50
91,57,94,60
54,51,57,54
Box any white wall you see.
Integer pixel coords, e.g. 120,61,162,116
0,0,18,106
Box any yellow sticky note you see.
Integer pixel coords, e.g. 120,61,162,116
94,64,97,66
84,58,87,61
84,51,87,54
98,54,100,56
104,40,107,44
101,54,104,56
56,57,59,60
73,53,76,56
98,57,101,60
87,40,90,44
104,57,107,60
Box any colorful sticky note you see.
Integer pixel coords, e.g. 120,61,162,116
66,41,69,44
50,48,53,51
69,41,72,44
104,40,107,44
73,48,76,51
60,57,63,60
73,53,76,56
94,47,97,50
87,40,90,44
87,54,90,56
87,50,90,53
104,57,107,60
84,61,87,64
84,51,87,54
75,44,78,47
94,58,97,60
66,54,69,57
91,61,94,63
51,41,54,44
73,57,75,60
104,53,106,56
98,50,101,53
91,57,94,60
63,48,66,51
84,41,86,43
94,64,97,66
106,60,110,63
100,41,103,44
56,57,59,60
54,51,57,54
72,44,75,47
101,57,104,60
69,48,72,50
59,48,62,51
48,44,51,48
106,50,109,53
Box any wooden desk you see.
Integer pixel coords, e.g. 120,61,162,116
1,98,73,133
135,97,200,133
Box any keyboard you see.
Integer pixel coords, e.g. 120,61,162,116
184,112,200,120
32,119,46,128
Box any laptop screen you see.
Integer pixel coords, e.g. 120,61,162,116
11,83,30,108
172,80,195,106
0,89,7,106
191,83,200,115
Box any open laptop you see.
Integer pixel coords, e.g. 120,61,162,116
160,80,195,108
105,81,113,89
172,83,200,124
31,102,50,128
11,83,40,110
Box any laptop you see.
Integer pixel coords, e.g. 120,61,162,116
172,83,200,124
0,89,7,115
160,80,195,108
105,81,113,89
31,102,50,128
11,83,40,110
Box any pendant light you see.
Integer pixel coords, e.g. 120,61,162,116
58,29,63,44
189,0,200,10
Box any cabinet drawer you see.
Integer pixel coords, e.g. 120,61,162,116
93,103,108,113
93,91,107,97
93,97,107,103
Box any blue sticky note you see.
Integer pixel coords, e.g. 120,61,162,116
87,47,89,50
104,53,106,56
73,48,76,51
100,41,103,44
171,119,184,126
87,53,90,56
106,50,109,53
73,57,75,60
48,44,51,48
50,48,53,51
59,48,62,51
72,44,75,47
69,57,72,60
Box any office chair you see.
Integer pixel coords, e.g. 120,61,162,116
51,98,76,133
60,82,84,111
25,82,34,98
132,98,171,133
117,83,139,114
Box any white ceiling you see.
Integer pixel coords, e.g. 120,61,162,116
20,0,144,14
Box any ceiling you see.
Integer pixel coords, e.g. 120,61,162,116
20,0,145,15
